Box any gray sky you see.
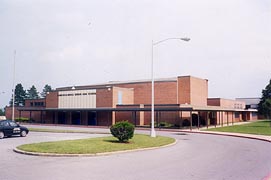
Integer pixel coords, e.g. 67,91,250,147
0,0,270,108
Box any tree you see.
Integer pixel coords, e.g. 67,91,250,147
258,79,271,119
26,85,39,99
0,108,5,116
40,84,53,98
9,83,26,106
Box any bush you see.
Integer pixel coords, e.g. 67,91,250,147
158,121,174,128
110,121,135,143
15,117,30,123
182,119,191,126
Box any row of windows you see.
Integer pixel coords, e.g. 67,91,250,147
58,93,96,97
30,102,45,107
234,104,243,109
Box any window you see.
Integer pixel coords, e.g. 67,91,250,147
9,121,18,127
118,91,122,104
29,102,45,107
0,121,10,127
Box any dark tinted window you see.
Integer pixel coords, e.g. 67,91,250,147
0,121,9,127
9,121,18,127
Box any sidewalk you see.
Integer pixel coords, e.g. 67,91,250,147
154,121,271,143
179,129,271,143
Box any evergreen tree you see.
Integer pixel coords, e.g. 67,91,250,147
9,83,26,106
258,79,271,118
0,108,5,116
26,85,39,99
40,84,53,98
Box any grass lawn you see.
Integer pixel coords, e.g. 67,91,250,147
206,120,271,136
17,134,175,154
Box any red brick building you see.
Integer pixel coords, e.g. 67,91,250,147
5,75,257,128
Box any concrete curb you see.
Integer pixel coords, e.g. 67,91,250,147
13,138,177,157
159,129,271,143
197,132,271,143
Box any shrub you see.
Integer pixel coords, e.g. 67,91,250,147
110,121,135,143
182,119,191,126
15,117,30,123
158,121,174,128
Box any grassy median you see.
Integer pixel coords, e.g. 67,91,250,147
206,120,271,136
17,134,175,154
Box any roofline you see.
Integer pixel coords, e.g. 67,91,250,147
177,75,208,82
55,77,177,91
235,98,261,99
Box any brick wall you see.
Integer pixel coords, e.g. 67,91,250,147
46,91,58,108
97,111,112,126
207,98,221,106
25,99,46,107
190,76,208,106
116,81,177,104
112,87,134,107
208,98,245,109
5,106,43,123
178,76,208,106
178,76,191,104
96,88,113,107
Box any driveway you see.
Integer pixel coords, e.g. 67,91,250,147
0,126,270,180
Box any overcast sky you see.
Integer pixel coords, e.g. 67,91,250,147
0,0,270,108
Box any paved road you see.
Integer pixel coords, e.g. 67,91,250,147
0,126,270,180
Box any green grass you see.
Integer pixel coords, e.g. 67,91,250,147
206,120,271,136
17,134,175,154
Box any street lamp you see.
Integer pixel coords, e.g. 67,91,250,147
150,37,190,137
12,50,16,121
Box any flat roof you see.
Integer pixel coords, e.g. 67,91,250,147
56,77,178,91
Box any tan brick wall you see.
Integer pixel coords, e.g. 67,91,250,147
190,76,208,106
220,99,245,109
112,87,134,107
178,76,208,106
208,98,245,109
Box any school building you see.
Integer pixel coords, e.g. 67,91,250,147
5,75,258,128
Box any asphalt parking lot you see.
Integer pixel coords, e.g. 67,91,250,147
0,126,270,180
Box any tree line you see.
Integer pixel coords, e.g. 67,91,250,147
258,79,271,119
9,84,53,106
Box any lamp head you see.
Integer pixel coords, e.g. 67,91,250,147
180,37,190,42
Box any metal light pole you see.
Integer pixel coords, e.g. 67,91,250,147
150,37,190,137
12,50,16,121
